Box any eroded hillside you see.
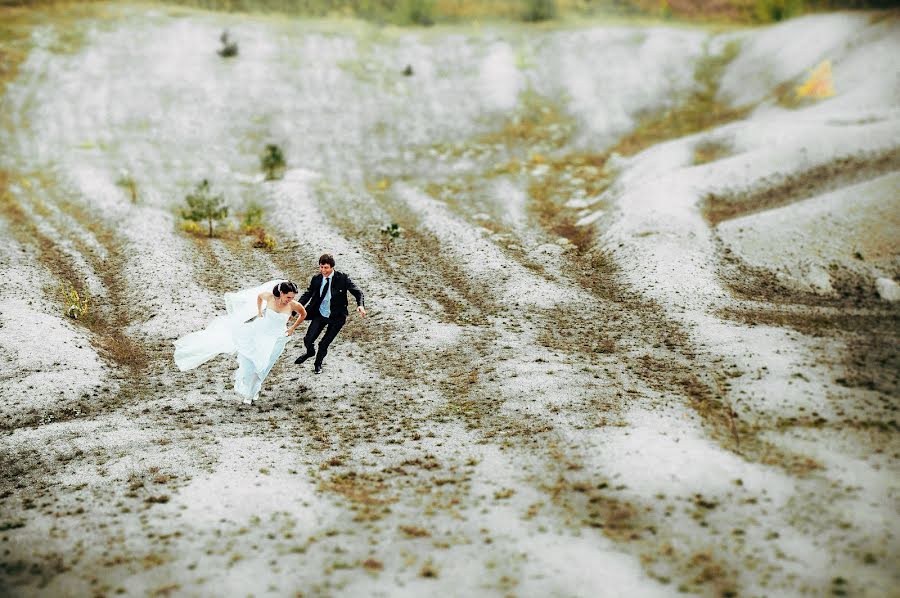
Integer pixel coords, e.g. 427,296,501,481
1,5,897,597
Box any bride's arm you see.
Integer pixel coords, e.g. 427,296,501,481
257,292,273,317
287,301,307,335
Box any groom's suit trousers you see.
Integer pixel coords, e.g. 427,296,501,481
303,314,345,366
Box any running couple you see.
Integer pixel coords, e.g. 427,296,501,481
173,254,366,404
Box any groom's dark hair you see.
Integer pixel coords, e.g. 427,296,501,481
319,254,335,267
273,281,298,297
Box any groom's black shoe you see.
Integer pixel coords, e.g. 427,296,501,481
314,363,322,374
294,353,315,365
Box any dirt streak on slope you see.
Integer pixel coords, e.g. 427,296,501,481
703,147,900,225
0,173,154,429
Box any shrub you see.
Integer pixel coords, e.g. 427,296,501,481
218,30,238,58
181,179,228,238
523,0,556,21
754,0,804,22
395,0,435,26
260,144,286,181
61,284,89,320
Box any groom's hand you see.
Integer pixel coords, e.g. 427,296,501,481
357,306,367,318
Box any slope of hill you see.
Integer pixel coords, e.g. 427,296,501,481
0,5,897,596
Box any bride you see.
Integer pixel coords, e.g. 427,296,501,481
174,280,307,404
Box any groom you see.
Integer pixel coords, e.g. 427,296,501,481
294,253,366,374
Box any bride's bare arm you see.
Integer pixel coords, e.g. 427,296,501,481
287,301,306,336
257,292,274,317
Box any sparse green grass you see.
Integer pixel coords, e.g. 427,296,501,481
479,89,573,149
693,139,732,165
144,0,606,24
523,0,556,22
0,12,32,96
140,0,867,24
116,172,138,202
612,39,748,158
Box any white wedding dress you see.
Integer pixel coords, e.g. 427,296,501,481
174,280,294,402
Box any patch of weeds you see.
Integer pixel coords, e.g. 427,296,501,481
320,471,396,522
144,495,170,504
611,39,749,158
497,151,611,251
235,201,278,251
362,557,384,571
528,179,600,252
474,91,611,250
693,139,732,165
241,200,264,229
523,0,556,21
479,89,574,150
0,520,25,531
61,282,90,321
419,562,438,578
248,226,277,251
151,584,181,597
399,525,430,538
394,0,435,26
180,220,204,235
753,0,805,23
141,552,169,570
760,445,823,476
95,325,148,372
115,171,138,203
535,304,618,355
685,550,738,595
0,13,31,96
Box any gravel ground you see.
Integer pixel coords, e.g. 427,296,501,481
1,5,898,597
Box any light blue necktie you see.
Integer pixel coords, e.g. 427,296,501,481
319,277,331,318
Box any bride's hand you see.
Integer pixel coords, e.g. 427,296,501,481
285,328,295,336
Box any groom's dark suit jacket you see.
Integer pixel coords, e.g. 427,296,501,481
299,271,364,323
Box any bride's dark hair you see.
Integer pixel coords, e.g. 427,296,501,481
272,281,299,297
